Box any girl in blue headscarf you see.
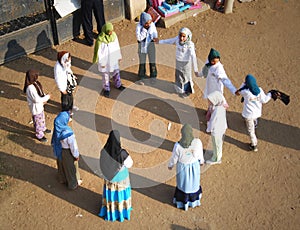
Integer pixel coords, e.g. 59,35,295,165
51,111,81,190
136,12,158,84
236,74,272,152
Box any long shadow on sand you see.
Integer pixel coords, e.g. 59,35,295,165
0,151,101,215
226,110,300,151
0,116,177,208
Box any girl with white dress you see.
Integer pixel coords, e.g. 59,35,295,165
93,22,125,98
159,28,199,97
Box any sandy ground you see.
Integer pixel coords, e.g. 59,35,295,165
0,0,300,229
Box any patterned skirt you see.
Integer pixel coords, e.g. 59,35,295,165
99,174,132,222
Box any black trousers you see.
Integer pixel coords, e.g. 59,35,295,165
138,41,157,79
81,0,105,45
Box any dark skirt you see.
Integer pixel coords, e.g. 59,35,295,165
173,186,202,211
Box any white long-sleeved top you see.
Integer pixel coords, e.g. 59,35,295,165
136,22,158,53
54,61,72,92
26,84,50,115
168,138,204,168
203,61,236,98
159,37,199,72
97,36,122,73
206,105,227,136
61,134,80,159
240,85,271,119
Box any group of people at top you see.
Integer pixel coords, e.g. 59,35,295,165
23,10,278,222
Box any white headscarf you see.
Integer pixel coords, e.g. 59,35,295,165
207,91,226,106
179,27,192,46
60,53,71,70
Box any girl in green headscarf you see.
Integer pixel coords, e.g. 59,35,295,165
93,22,125,98
198,48,237,121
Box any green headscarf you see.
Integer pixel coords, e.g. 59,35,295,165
179,124,194,148
206,48,221,67
93,22,117,63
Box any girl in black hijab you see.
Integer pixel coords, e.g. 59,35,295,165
99,130,133,222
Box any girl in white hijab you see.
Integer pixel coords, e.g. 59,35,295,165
54,51,78,113
206,91,228,165
159,27,199,97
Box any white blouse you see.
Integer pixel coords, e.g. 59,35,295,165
159,37,198,72
54,61,72,92
203,61,236,98
26,84,50,115
168,138,204,168
240,85,271,119
97,36,122,73
136,22,158,53
61,134,80,159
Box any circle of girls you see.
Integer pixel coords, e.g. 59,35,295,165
23,10,289,222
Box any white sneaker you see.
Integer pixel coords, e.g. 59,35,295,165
249,144,258,152
77,179,83,186
206,160,222,165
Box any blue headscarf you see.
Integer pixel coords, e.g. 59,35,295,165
245,74,260,96
140,12,152,26
51,111,74,160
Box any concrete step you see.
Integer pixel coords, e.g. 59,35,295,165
156,2,211,28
